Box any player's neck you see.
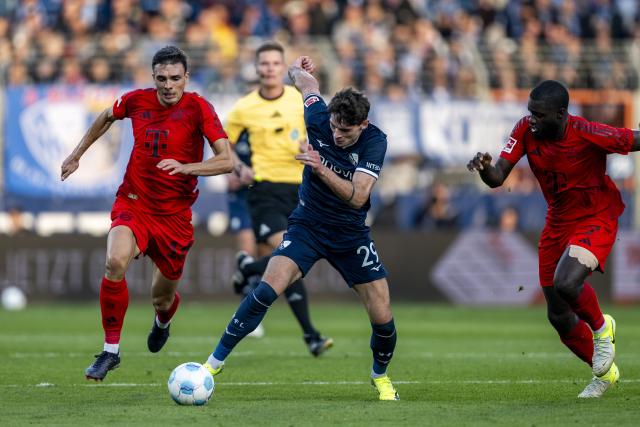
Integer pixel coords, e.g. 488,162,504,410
553,121,568,140
259,86,285,101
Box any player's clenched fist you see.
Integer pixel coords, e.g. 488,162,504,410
467,152,492,172
292,56,315,74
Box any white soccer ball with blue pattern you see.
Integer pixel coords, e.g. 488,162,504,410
167,362,214,405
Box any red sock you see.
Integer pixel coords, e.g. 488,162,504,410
100,277,129,344
568,282,605,331
559,320,593,366
157,292,181,324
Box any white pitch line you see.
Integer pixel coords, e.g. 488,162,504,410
1,379,640,388
5,351,574,359
8,351,640,363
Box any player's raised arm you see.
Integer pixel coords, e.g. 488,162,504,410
288,56,320,98
467,152,514,188
61,106,117,181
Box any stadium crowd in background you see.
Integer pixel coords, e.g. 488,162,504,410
1,0,638,93
1,0,639,232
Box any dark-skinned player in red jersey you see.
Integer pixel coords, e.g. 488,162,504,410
60,46,234,381
468,80,640,398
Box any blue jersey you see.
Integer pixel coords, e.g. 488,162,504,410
235,130,252,167
227,131,252,232
291,94,387,229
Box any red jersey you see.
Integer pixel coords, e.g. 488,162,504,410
500,115,633,224
112,89,227,214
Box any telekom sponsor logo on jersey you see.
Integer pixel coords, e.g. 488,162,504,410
503,136,518,154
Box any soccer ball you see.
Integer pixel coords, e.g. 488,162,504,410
167,362,214,405
1,286,27,311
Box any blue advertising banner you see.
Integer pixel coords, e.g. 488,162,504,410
4,85,133,198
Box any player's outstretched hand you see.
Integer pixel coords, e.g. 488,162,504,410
295,143,322,172
157,158,191,175
61,155,79,181
467,152,492,172
292,56,315,74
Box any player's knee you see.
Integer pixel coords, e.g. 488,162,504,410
152,295,173,311
105,254,128,278
552,274,580,301
546,309,574,334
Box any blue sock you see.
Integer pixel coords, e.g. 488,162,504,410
212,282,278,361
371,319,397,375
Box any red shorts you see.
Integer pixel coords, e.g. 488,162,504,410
110,196,194,280
538,215,618,287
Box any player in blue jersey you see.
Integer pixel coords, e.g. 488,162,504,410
203,56,399,401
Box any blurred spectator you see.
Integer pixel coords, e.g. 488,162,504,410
199,4,238,61
419,182,458,230
237,0,282,38
6,61,31,85
499,205,520,233
61,57,86,85
307,0,338,36
87,56,113,83
5,206,33,236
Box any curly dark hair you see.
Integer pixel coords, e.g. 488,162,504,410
152,46,188,72
327,87,370,125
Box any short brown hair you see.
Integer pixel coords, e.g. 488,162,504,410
255,41,284,60
152,46,188,72
327,88,370,125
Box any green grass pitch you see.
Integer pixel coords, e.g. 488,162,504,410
1,301,639,426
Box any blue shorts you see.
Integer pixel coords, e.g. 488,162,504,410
272,219,387,287
227,190,252,233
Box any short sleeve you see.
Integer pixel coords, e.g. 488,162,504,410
224,103,245,144
500,116,528,165
572,117,633,155
356,130,387,179
197,96,228,145
112,90,140,120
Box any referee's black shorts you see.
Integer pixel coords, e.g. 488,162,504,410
247,181,299,243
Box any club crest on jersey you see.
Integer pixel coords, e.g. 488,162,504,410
279,240,291,250
304,96,320,107
503,137,517,153
349,153,359,166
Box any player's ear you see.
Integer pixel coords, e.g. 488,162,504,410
360,119,369,130
557,107,567,120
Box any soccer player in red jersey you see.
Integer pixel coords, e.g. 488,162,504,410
60,46,233,381
468,80,640,398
